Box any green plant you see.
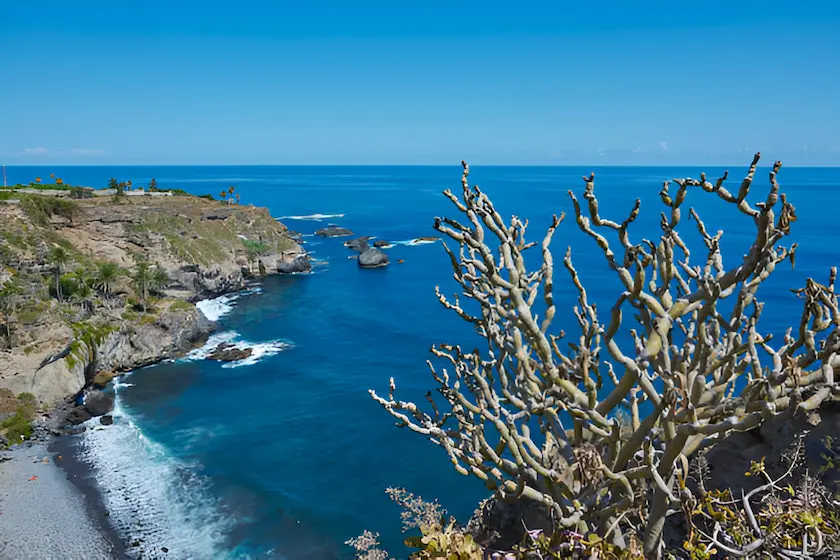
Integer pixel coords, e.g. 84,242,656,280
368,156,837,556
0,408,33,444
94,261,122,294
198,193,214,201
0,277,22,348
47,245,71,300
20,195,77,225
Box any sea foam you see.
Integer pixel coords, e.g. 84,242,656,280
77,381,232,559
184,331,292,368
275,213,345,221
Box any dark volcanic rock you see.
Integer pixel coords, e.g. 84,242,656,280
275,254,312,274
207,342,252,362
344,236,373,252
99,415,114,426
66,406,93,425
314,226,353,238
84,391,115,417
358,248,389,269
373,240,391,248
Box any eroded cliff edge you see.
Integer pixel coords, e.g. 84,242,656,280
0,194,308,406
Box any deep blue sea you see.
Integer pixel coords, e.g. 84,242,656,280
6,164,840,558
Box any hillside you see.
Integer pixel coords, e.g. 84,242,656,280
0,192,308,407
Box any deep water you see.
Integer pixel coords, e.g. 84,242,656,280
6,164,840,559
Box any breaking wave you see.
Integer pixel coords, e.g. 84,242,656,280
276,213,346,221
184,331,292,368
77,380,232,559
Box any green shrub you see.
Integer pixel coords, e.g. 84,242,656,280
1,399,36,445
20,195,78,225
198,193,214,201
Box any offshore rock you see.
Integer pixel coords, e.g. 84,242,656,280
358,248,389,269
314,225,353,237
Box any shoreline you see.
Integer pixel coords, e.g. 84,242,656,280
0,441,122,560
0,288,255,559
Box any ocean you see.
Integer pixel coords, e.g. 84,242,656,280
6,164,840,558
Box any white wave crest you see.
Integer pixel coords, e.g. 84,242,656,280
391,237,440,246
183,331,291,367
276,213,346,221
195,287,262,322
77,386,232,559
195,294,238,322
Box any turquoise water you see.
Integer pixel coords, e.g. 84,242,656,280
7,164,840,558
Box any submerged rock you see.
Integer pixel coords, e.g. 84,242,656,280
314,226,353,237
207,342,252,362
373,240,391,248
414,236,440,243
358,248,389,269
99,415,114,426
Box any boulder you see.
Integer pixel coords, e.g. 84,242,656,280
66,406,92,425
414,236,440,243
344,237,373,252
275,254,311,274
373,240,391,248
207,343,252,362
99,415,114,426
314,226,353,238
84,390,114,417
358,248,389,269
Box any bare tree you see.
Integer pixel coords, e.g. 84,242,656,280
370,154,838,557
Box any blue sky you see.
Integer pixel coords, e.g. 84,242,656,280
2,1,839,165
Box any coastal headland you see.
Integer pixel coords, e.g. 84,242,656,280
0,187,309,557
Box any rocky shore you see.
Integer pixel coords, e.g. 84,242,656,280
0,192,311,557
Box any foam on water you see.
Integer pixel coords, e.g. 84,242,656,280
77,383,232,559
390,238,440,246
183,330,292,368
195,294,238,322
195,288,262,322
276,213,345,221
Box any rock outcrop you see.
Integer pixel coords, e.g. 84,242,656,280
358,248,389,269
0,193,306,406
207,343,252,362
344,237,373,252
314,225,353,237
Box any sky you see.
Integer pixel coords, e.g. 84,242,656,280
1,1,839,166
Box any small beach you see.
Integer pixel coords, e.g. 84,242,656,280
0,441,123,559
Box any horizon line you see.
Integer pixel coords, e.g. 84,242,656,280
3,163,840,169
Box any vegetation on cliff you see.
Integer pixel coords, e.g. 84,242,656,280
357,155,839,559
0,177,305,410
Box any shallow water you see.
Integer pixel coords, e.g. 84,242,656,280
7,164,840,558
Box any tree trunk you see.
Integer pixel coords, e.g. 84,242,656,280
143,283,148,313
55,270,61,300
5,320,11,348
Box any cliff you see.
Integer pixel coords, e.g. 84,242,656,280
0,193,307,406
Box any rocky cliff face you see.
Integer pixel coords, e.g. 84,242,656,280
0,194,306,405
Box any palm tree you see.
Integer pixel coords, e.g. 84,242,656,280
47,246,70,301
132,259,153,313
149,178,157,192
220,191,227,202
0,279,22,348
150,265,169,296
70,268,93,301
94,262,121,294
